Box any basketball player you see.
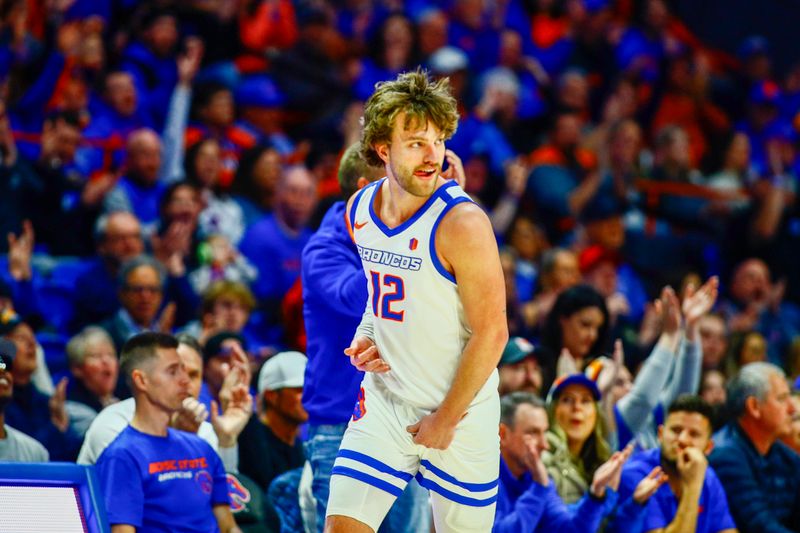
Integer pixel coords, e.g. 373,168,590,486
325,70,508,532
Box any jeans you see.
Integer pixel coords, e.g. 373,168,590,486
306,423,431,533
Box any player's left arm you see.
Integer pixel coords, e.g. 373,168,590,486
407,202,508,449
212,504,242,533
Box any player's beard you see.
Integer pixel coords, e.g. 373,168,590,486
392,160,440,198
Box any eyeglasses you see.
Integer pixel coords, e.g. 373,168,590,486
123,284,162,295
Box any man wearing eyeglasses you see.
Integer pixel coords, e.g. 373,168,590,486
99,255,173,354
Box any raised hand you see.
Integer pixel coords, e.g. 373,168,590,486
682,276,719,336
7,220,34,281
556,347,578,378
177,37,204,86
633,466,669,504
660,286,682,337
597,340,624,395
344,335,390,373
49,377,70,433
218,346,251,413
211,383,253,448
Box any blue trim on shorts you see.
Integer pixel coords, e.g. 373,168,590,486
429,196,473,284
332,466,404,497
337,449,414,482
414,473,497,507
419,459,499,492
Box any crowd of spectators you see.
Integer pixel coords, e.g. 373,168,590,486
2,0,800,532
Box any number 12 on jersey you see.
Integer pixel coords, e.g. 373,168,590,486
370,271,405,322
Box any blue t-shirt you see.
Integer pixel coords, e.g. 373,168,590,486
617,448,735,533
96,425,229,532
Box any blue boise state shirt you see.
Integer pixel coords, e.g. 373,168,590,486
96,425,229,532
614,448,735,533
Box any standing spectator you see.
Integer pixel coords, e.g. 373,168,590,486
609,395,736,533
95,332,241,532
710,362,800,532
0,338,48,462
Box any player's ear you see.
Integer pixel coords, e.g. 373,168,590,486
375,142,390,164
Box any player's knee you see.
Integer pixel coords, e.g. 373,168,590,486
324,514,375,533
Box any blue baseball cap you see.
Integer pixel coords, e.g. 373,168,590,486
546,373,601,404
235,75,285,108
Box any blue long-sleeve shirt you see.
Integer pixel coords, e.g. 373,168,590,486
709,423,800,533
301,202,366,425
493,456,615,533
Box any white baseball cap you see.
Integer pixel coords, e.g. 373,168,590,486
258,351,307,393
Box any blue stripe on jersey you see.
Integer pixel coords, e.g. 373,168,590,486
429,196,473,283
419,459,499,492
332,466,404,497
349,179,377,231
336,449,414,482
369,180,459,237
414,473,498,507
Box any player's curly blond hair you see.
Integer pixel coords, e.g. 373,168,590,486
360,69,459,168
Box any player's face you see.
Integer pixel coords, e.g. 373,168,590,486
554,384,597,448
142,347,190,412
381,113,446,198
659,411,712,463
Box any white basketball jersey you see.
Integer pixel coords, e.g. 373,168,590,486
350,178,499,410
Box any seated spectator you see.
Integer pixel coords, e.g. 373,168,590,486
103,128,168,235
240,165,316,330
542,373,613,504
697,313,729,371
235,75,295,159
538,284,610,391
494,391,635,532
710,362,800,531
1,311,82,460
201,331,250,412
239,351,308,531
183,138,246,245
0,338,48,462
78,334,250,474
182,281,257,346
498,337,544,397
700,369,729,432
99,255,169,352
719,257,800,365
65,326,121,433
72,211,145,330
231,144,284,226
780,392,800,456
95,332,240,532
724,330,768,378
522,247,582,334
609,395,736,533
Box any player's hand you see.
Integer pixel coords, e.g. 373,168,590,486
676,446,707,489
633,466,668,504
522,435,549,486
406,410,464,450
171,396,208,434
344,336,390,373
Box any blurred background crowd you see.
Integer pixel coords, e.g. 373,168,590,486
2,0,800,531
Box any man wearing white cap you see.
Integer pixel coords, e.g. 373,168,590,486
238,351,309,529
